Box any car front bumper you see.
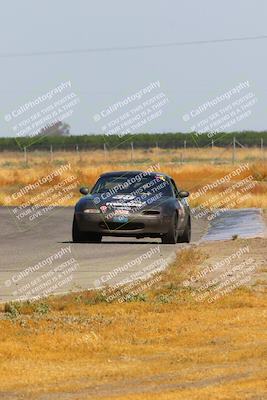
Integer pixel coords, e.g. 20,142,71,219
75,212,172,237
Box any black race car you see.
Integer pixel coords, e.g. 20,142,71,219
72,171,191,244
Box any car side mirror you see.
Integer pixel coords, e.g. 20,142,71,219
178,190,189,198
80,187,89,195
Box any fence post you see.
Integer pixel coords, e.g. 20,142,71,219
131,142,134,162
24,147,28,165
104,143,107,161
76,144,81,161
261,138,264,161
232,136,236,164
50,145,53,163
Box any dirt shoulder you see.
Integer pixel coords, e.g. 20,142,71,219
193,237,267,296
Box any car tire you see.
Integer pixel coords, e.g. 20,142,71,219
161,213,179,244
72,217,102,243
178,216,191,243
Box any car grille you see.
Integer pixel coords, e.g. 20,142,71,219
142,210,160,215
99,222,144,230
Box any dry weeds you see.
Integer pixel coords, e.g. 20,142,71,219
0,148,267,208
0,245,266,399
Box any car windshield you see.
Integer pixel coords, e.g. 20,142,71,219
91,175,173,197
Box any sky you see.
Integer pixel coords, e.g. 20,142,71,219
0,0,266,137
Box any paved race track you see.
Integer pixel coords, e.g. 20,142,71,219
0,207,265,302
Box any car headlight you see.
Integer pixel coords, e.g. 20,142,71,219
83,208,101,214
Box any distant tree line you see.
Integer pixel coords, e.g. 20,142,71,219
0,131,267,151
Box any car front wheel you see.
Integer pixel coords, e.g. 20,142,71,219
72,217,102,243
178,216,191,243
161,213,179,244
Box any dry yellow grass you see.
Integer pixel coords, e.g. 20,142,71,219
0,148,266,208
1,145,266,166
0,244,266,399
